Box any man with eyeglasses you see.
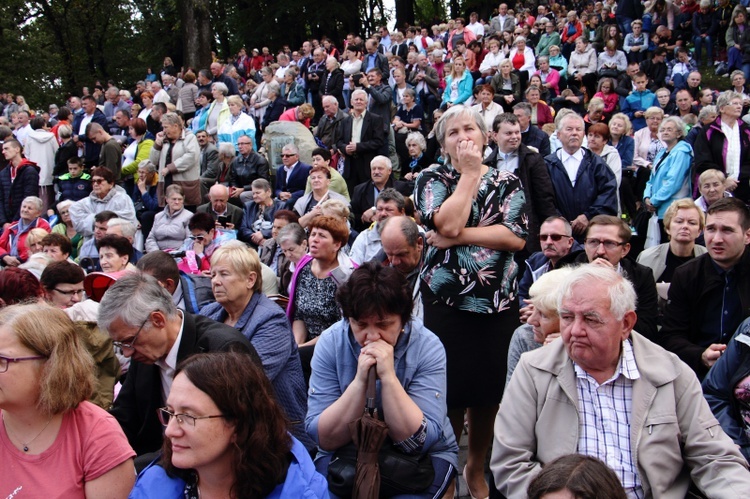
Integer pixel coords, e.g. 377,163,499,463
99,272,258,463
572,214,658,340
518,216,582,322
274,143,310,209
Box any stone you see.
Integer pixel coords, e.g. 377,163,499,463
261,121,317,170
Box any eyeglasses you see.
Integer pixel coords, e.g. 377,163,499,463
237,142,252,146
158,407,226,427
0,355,47,373
112,316,150,350
584,238,626,250
91,178,106,184
539,233,569,242
189,234,207,241
53,288,85,297
280,154,296,157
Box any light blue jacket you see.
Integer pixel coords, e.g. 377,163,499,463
643,140,693,218
128,436,328,498
441,72,474,106
305,317,459,468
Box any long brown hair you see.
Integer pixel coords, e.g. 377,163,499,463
162,352,291,499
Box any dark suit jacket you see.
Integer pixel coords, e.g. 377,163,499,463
350,176,412,232
391,43,408,59
484,143,558,253
408,66,441,98
335,111,386,188
196,201,244,228
362,52,390,79
275,162,311,205
262,99,286,129
71,110,108,166
314,109,347,148
521,126,552,158
110,313,259,455
199,143,220,176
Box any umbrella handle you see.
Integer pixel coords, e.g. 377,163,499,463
366,365,377,411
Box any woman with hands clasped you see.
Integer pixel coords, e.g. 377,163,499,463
306,262,458,499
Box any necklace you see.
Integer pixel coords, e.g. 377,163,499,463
2,413,53,452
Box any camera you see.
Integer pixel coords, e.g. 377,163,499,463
352,73,365,87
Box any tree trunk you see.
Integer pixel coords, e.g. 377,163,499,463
178,0,212,71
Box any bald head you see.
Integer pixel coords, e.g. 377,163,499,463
380,216,423,275
208,184,230,214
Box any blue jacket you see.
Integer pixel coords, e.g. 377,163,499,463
129,436,328,498
306,317,459,468
544,148,618,223
441,73,474,106
200,293,313,449
610,135,635,169
517,241,584,302
57,172,92,202
643,140,693,218
621,90,657,131
71,109,108,165
703,318,750,462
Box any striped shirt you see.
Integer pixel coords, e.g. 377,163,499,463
574,339,643,499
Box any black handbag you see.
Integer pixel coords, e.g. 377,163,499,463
327,441,435,498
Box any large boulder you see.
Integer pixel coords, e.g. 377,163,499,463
261,121,317,170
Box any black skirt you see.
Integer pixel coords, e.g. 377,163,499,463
421,284,519,409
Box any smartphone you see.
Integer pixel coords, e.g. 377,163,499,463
218,215,230,226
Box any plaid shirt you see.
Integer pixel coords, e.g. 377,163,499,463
574,339,644,498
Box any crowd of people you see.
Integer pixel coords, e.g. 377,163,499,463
3,1,750,498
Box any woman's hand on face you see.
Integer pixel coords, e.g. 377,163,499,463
361,339,396,381
456,138,483,175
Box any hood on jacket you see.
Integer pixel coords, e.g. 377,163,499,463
89,184,128,203
14,159,39,172
26,129,57,143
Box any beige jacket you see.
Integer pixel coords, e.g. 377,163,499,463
491,332,750,498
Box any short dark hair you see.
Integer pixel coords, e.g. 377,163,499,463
309,165,332,179
30,116,46,130
153,102,168,114
654,47,668,57
41,233,72,256
366,67,383,79
707,197,750,231
188,211,216,232
136,250,180,284
94,210,118,224
129,117,148,136
82,95,96,104
493,112,519,132
0,268,43,306
311,147,331,162
376,188,406,211
96,234,133,258
337,261,414,325
274,209,299,224
527,454,627,499
586,215,631,243
67,157,82,167
40,260,85,290
90,166,116,185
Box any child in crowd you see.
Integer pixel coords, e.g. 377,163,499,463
622,72,657,131
57,157,92,202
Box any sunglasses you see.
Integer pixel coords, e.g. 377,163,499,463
539,233,569,242
92,178,106,184
280,154,296,157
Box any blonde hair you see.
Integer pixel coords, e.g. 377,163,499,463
25,228,50,249
529,267,574,315
0,304,95,416
663,198,705,233
209,240,262,292
319,198,351,220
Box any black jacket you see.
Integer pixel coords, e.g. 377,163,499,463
693,117,750,203
71,109,108,166
484,143,558,253
521,125,551,158
350,176,412,232
335,112,386,188
0,160,40,226
110,312,259,455
659,250,750,378
319,68,345,110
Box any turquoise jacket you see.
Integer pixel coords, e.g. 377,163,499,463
441,72,474,106
643,140,693,218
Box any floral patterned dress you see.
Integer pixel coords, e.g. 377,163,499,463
415,162,527,314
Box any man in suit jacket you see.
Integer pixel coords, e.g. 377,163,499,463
362,39,390,78
487,3,516,36
196,184,245,229
314,96,347,149
275,143,311,209
350,155,412,232
408,54,441,117
196,130,220,177
335,89,387,191
100,273,260,458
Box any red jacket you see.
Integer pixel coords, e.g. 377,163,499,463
561,21,583,44
0,217,51,263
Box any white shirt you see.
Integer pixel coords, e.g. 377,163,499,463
153,89,171,104
494,148,519,173
77,114,94,137
467,21,485,39
155,310,185,401
13,124,31,146
285,161,299,183
722,120,741,180
559,148,584,186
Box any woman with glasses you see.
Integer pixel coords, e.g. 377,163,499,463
0,303,135,497
177,212,220,275
130,351,326,498
643,116,693,242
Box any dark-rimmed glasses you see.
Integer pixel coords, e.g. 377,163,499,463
539,233,570,242
0,355,47,373
112,316,150,350
158,407,226,427
584,238,626,250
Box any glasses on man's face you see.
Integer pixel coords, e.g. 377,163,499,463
539,233,569,242
584,238,626,250
280,153,296,158
53,288,85,297
158,407,226,427
0,355,47,373
112,316,150,350
237,141,252,146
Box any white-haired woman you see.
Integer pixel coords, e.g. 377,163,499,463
415,105,526,499
217,94,256,152
403,131,433,182
250,67,275,121
204,82,230,139
320,57,345,110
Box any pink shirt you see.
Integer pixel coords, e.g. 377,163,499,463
0,401,135,498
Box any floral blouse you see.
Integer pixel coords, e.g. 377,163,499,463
415,162,527,314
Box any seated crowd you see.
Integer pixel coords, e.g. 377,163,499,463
4,2,750,497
